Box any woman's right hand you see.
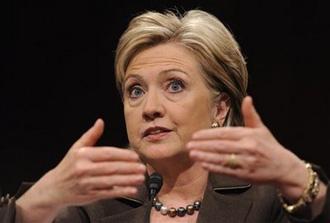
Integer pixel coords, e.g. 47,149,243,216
16,119,146,223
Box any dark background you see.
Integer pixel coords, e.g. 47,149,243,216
1,0,330,196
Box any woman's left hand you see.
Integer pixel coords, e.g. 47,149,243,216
187,96,309,199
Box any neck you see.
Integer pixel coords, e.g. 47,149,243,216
147,153,209,205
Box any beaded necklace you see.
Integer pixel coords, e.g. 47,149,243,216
152,197,202,217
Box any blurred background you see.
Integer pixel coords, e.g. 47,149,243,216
1,0,330,196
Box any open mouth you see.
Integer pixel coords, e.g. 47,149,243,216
143,126,172,141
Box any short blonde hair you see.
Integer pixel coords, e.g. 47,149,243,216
115,10,248,126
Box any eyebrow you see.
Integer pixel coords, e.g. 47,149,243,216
124,68,189,83
123,74,144,84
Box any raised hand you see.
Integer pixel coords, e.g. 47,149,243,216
16,119,146,222
187,96,307,191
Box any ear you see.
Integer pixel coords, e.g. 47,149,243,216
212,93,231,126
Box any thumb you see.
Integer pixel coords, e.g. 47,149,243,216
71,118,104,150
242,96,263,128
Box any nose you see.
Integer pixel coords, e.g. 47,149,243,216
142,90,165,122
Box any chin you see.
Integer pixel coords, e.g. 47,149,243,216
138,142,186,162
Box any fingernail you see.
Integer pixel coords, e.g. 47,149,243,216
139,165,146,172
192,133,199,139
190,150,199,157
137,174,145,180
129,187,138,194
94,118,101,126
186,142,193,149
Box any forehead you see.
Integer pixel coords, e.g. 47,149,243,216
126,43,202,75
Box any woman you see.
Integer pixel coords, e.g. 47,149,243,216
1,9,329,223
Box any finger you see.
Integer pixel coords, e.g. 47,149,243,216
191,127,249,141
190,150,227,165
190,150,244,167
88,162,146,176
242,96,263,128
187,140,242,154
71,119,104,150
92,186,138,200
201,162,247,178
79,147,141,162
83,174,145,190
190,151,254,169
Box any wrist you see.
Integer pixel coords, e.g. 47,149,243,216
16,193,62,223
15,171,64,223
276,159,308,202
277,162,321,214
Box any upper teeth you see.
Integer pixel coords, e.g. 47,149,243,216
151,129,162,134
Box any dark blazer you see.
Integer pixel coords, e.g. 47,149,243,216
53,173,330,223
1,172,330,222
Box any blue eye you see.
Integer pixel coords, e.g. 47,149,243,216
129,86,144,98
168,79,184,93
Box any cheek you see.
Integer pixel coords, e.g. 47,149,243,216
181,93,213,124
124,106,139,142
173,98,213,138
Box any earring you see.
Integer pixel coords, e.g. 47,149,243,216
211,121,220,128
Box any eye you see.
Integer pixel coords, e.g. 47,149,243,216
128,85,144,99
168,79,184,93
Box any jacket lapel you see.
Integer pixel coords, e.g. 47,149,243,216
98,203,151,223
98,183,151,223
98,173,253,223
197,173,253,223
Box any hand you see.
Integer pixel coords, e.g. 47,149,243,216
187,96,308,194
16,119,146,222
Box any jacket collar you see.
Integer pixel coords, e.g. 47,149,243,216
100,173,252,223
98,184,151,223
120,172,252,206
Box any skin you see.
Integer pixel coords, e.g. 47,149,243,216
15,119,146,223
123,42,230,223
188,96,327,217
13,42,327,223
123,43,229,171
124,42,326,222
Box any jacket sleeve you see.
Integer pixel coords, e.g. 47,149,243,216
310,182,330,223
0,182,33,223
0,195,16,223
0,182,90,223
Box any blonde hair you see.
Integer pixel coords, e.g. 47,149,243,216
115,10,248,126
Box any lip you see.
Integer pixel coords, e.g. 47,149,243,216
142,126,172,142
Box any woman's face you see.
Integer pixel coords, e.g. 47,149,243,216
123,43,223,161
